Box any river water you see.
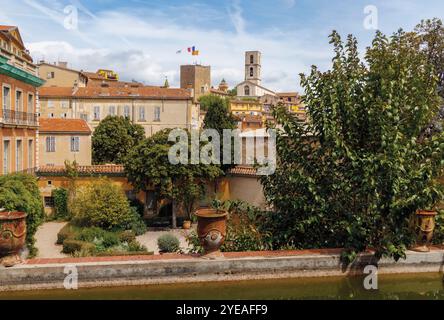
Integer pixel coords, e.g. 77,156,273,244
1,273,443,300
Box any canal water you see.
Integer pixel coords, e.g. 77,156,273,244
1,273,443,300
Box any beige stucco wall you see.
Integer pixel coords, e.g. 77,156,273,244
39,97,195,137
225,176,267,209
38,133,91,166
38,64,86,88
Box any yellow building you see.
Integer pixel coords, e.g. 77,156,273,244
37,61,88,88
0,25,45,175
38,118,92,167
38,85,196,136
229,99,264,116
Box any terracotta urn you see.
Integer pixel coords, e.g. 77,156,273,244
411,210,437,253
194,208,228,259
0,211,27,267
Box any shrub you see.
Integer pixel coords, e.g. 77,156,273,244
70,178,133,230
157,234,180,253
122,207,147,236
53,188,69,220
128,240,147,252
0,174,44,257
62,239,95,254
119,230,136,243
102,232,120,247
57,224,77,244
75,227,106,242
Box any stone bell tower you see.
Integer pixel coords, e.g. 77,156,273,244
245,51,261,86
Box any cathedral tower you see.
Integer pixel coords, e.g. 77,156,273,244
245,51,261,85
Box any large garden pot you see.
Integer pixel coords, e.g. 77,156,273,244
411,210,437,253
0,211,27,267
195,208,228,259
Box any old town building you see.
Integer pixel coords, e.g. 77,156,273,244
0,25,44,175
39,118,92,167
38,84,197,136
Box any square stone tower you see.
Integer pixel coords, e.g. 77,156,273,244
245,51,261,85
180,64,211,101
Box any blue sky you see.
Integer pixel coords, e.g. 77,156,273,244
1,0,443,91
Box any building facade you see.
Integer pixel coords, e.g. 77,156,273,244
39,118,92,167
0,25,44,175
38,85,196,136
37,61,88,88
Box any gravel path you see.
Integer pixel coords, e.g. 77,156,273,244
136,229,193,254
34,222,68,259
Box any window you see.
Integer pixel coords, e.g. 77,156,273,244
46,136,55,152
44,197,55,208
154,106,161,121
250,55,254,64
48,113,55,118
28,94,33,113
47,100,54,108
70,136,80,152
139,106,145,121
3,140,10,174
201,86,205,94
123,105,130,119
61,113,67,118
3,86,11,109
15,90,23,112
28,140,33,169
93,106,100,120
47,72,55,79
16,140,22,172
250,67,254,77
244,85,250,96
109,105,116,116
61,100,69,109
80,113,88,121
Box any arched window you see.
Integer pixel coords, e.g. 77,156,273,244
250,55,254,64
250,67,254,77
244,85,250,96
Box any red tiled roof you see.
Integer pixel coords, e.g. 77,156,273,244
37,165,125,175
38,86,191,100
38,87,74,97
228,166,259,177
0,25,16,31
39,118,91,134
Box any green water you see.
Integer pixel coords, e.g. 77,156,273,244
1,273,444,300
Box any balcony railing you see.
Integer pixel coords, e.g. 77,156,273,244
1,108,38,126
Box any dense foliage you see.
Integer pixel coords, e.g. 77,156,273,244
53,188,69,220
0,174,44,257
261,30,444,261
70,178,134,230
124,129,223,225
202,95,237,133
92,116,145,164
58,224,148,256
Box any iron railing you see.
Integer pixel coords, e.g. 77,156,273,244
0,108,38,126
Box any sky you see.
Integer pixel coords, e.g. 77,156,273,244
1,0,443,92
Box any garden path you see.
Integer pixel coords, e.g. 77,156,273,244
34,221,68,259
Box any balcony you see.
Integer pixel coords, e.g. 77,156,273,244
0,108,38,127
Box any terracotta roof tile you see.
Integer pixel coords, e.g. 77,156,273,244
39,118,91,134
228,166,259,177
37,165,125,175
0,25,16,31
38,86,191,100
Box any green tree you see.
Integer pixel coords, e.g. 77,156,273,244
92,116,145,164
202,95,237,133
0,174,44,257
124,129,222,227
261,30,444,262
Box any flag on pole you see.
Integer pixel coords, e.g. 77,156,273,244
176,50,182,54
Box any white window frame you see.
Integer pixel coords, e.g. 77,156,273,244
109,105,116,116
15,89,23,112
15,139,23,172
3,139,10,174
123,105,130,119
70,136,80,152
93,106,100,120
154,106,161,121
139,106,145,121
46,136,56,153
2,84,11,110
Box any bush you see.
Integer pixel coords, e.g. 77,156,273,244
62,239,95,254
70,178,133,230
53,188,69,220
57,224,77,244
157,234,180,253
0,174,44,257
119,230,136,243
122,207,147,236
